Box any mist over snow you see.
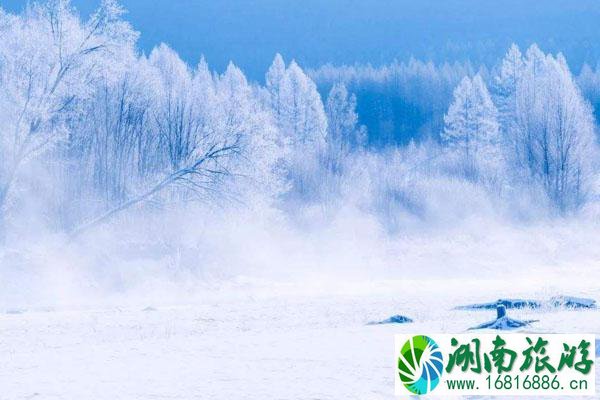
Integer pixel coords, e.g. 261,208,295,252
0,0,599,307
0,2,599,399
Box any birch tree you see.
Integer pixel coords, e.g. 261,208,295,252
513,46,597,211
0,0,136,236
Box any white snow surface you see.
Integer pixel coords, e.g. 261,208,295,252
1,218,600,399
0,277,598,400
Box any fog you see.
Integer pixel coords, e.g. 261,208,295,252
0,0,599,311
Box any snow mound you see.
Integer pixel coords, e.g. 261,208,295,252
458,296,596,311
457,299,541,310
549,296,596,309
469,316,538,330
367,314,413,325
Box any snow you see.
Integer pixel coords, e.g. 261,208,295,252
0,275,598,400
0,3,599,400
1,217,600,399
457,297,597,310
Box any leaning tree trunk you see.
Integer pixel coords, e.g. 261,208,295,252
69,170,181,237
69,143,239,237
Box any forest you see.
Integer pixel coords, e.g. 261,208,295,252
0,0,600,283
1,2,599,398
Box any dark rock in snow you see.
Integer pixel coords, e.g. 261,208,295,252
368,314,413,325
458,296,597,311
142,306,157,312
549,296,596,309
469,302,537,330
470,316,538,330
456,299,541,310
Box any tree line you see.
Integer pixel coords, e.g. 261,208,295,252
0,0,597,242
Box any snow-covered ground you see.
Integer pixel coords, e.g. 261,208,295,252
1,218,600,399
1,277,598,400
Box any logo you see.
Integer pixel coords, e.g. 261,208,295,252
397,335,444,395
395,334,595,396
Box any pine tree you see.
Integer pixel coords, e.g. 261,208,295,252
443,75,502,179
493,44,524,139
264,57,329,198
325,83,366,172
266,53,286,117
281,61,328,148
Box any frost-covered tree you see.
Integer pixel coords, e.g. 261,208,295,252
266,59,327,148
326,83,366,150
150,44,198,173
67,45,215,221
215,62,286,204
324,82,366,172
72,58,286,233
0,0,137,236
442,75,502,179
265,53,286,118
265,56,328,199
577,63,600,125
71,57,155,207
493,44,524,139
310,59,474,145
511,45,598,211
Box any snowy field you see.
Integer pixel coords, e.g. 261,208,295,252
1,268,598,399
2,221,600,399
2,109,600,397
2,1,600,399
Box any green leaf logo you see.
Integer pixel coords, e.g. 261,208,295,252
397,335,444,395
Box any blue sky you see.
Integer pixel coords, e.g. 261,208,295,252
3,0,600,79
